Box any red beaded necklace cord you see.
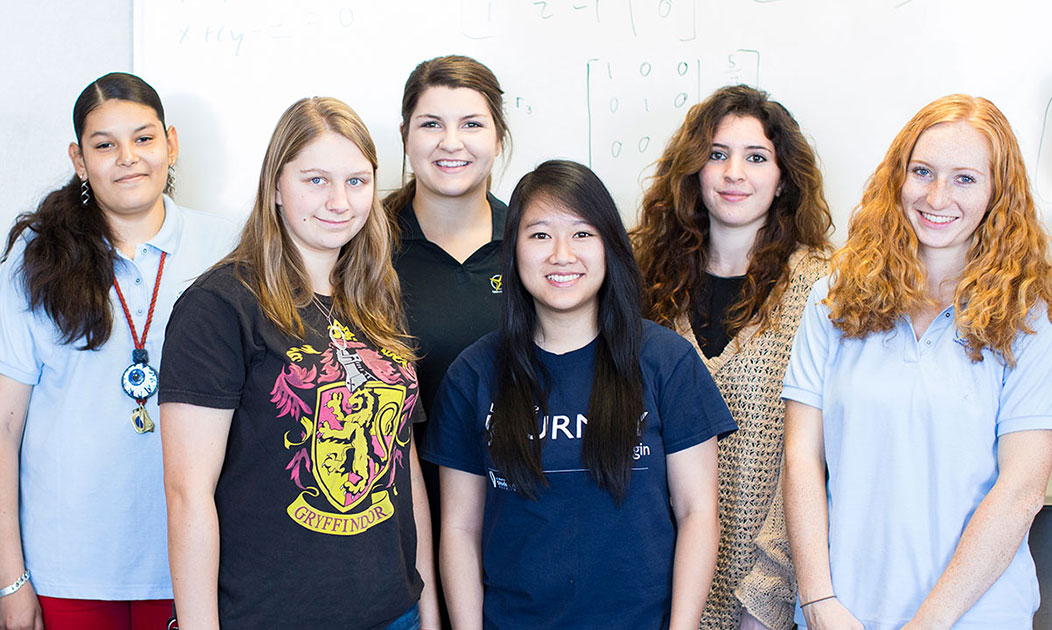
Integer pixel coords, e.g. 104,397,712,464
113,251,167,358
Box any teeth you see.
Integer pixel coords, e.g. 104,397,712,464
921,211,956,224
547,274,580,282
436,160,468,167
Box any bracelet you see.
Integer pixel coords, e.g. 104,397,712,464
800,594,836,608
0,570,29,598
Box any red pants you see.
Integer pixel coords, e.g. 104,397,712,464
37,596,173,630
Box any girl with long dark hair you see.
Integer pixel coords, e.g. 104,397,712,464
633,85,832,630
160,97,438,629
0,72,237,630
423,160,735,629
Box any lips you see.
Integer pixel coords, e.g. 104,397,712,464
918,210,957,225
718,190,750,201
546,273,582,287
115,173,149,183
435,159,469,168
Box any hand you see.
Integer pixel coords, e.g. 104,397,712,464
801,596,864,630
740,609,773,630
0,581,44,630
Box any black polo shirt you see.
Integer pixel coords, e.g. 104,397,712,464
393,193,507,421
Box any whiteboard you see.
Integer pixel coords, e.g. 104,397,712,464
132,0,1052,238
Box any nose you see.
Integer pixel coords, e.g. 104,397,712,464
549,235,577,264
926,178,951,210
723,155,745,182
117,143,139,167
326,183,350,213
439,126,464,152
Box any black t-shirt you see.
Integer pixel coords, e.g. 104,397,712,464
393,194,507,420
159,264,423,630
689,273,747,358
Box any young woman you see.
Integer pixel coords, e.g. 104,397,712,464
423,160,736,630
384,55,511,627
0,72,237,630
159,97,438,629
633,85,832,630
784,95,1052,629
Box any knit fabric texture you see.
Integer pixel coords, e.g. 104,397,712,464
678,249,827,630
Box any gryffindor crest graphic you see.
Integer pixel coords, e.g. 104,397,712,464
275,318,415,536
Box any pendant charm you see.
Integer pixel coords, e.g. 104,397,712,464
121,362,159,400
131,404,155,434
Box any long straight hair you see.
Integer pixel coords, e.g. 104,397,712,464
3,72,171,349
223,97,415,359
491,160,643,503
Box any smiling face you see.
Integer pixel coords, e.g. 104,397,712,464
698,114,782,235
516,197,606,329
901,121,993,266
69,99,177,222
404,86,501,201
276,131,374,262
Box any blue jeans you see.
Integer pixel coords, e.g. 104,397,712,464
384,604,420,630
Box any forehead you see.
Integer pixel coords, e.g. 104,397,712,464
519,196,590,226
910,122,992,170
413,85,492,117
82,99,163,132
712,114,772,148
285,131,370,170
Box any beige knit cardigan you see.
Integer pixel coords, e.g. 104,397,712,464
678,249,827,630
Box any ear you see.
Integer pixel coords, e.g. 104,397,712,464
275,184,283,208
775,181,785,197
165,125,180,165
68,142,86,180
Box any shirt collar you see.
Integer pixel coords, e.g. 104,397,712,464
145,195,184,255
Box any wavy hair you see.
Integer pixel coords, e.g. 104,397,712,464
382,55,510,227
633,85,831,336
828,94,1052,365
3,72,170,350
492,160,643,503
224,97,415,359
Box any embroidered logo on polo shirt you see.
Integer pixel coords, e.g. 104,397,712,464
490,274,503,294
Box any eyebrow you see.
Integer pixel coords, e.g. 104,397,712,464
414,112,491,122
711,141,773,152
88,123,158,139
908,159,988,174
299,168,372,177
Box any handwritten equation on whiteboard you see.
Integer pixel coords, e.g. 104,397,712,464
460,0,697,41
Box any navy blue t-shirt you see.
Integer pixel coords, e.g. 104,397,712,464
422,321,735,630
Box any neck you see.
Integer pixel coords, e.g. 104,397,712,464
299,249,339,297
413,186,491,239
920,248,967,306
533,308,599,355
706,222,760,277
108,198,167,258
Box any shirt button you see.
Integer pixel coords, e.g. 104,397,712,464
136,308,145,316
141,247,149,255
925,340,932,346
944,312,951,318
134,277,142,285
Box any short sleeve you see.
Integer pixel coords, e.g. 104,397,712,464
656,339,737,454
996,307,1052,436
781,278,834,409
158,285,247,409
0,239,44,384
420,354,489,476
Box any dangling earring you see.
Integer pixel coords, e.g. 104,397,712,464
80,179,91,206
166,163,176,193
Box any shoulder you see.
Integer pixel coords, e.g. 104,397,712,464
788,248,830,287
178,262,253,308
488,193,509,230
451,330,501,372
169,201,241,252
640,320,696,364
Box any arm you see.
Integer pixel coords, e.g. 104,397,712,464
666,437,720,630
409,440,440,629
161,402,233,630
902,429,1052,630
783,400,862,630
0,375,42,630
438,466,486,630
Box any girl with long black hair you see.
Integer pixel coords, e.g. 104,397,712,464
0,72,237,630
423,160,735,630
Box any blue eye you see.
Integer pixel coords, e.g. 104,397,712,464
348,177,363,186
956,174,977,184
911,166,932,178
310,176,324,185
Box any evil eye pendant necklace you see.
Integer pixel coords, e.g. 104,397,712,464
113,251,166,434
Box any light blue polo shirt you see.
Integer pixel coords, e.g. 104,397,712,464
0,197,239,599
785,278,1052,630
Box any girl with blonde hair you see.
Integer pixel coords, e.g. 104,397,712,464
784,94,1052,629
160,97,437,629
